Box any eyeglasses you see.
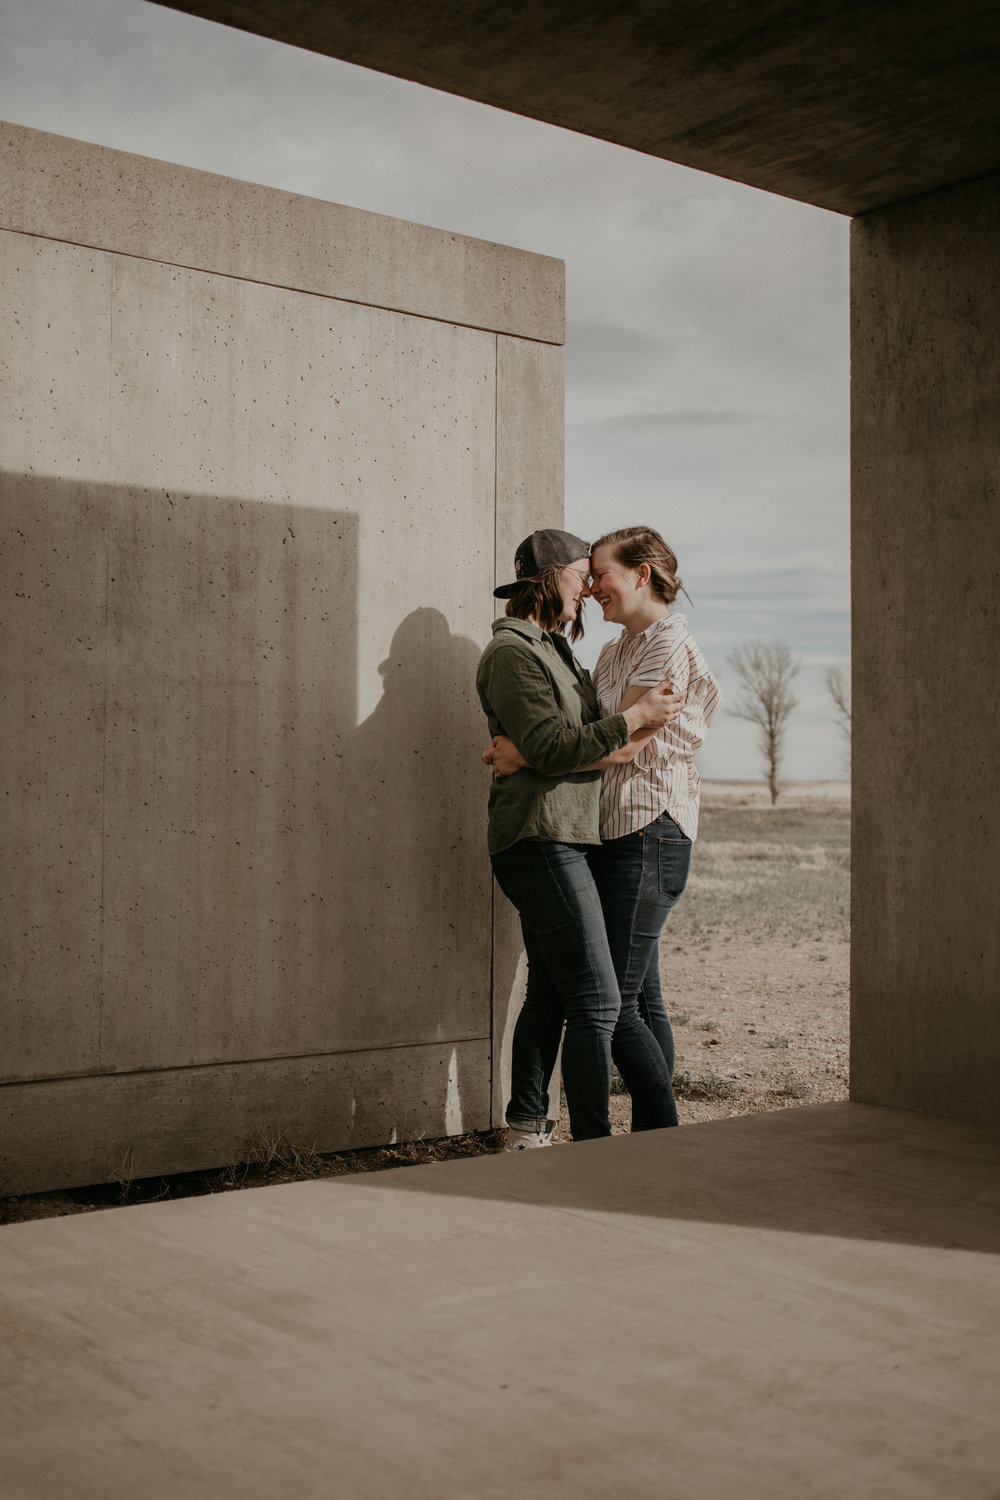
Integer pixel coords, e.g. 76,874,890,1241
562,566,592,587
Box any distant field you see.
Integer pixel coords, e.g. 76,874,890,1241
668,780,850,947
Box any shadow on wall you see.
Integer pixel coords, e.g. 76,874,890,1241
347,606,490,1126
0,472,491,1178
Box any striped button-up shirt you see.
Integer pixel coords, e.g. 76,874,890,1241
592,613,720,841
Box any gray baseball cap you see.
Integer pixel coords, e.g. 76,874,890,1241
493,528,591,598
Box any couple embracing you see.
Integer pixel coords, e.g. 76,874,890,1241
477,526,719,1147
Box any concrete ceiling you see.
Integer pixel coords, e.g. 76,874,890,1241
151,1,1000,215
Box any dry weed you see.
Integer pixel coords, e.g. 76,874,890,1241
673,1069,739,1101
110,1147,135,1202
773,1075,813,1099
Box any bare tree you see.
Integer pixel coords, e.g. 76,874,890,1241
825,665,851,736
727,639,800,804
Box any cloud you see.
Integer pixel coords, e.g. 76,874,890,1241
564,320,671,386
579,410,759,432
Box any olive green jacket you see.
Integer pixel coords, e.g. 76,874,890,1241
476,617,629,855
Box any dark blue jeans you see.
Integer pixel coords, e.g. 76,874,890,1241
638,962,675,1076
587,810,692,1129
491,839,676,1141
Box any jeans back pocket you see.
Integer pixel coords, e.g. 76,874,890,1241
657,835,692,901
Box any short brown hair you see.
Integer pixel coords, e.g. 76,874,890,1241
591,526,690,606
505,569,585,642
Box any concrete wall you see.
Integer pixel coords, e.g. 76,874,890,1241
851,172,1000,1126
0,123,563,1193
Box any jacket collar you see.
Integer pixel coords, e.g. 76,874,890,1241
491,617,589,687
492,617,549,642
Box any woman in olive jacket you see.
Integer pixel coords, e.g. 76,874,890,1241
477,528,680,1146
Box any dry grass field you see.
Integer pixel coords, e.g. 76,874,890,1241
561,778,851,1136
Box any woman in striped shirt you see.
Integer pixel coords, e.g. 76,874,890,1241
586,526,719,1124
489,525,719,1126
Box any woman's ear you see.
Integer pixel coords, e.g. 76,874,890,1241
636,563,651,588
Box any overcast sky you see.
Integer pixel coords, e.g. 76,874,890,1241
0,0,851,780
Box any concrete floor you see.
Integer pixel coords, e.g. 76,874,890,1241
1,1102,998,1499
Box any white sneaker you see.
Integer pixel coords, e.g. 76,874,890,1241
503,1120,557,1152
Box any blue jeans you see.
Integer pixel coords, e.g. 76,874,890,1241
491,839,677,1141
587,811,692,1129
638,962,675,1076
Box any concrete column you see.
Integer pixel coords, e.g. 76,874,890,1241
850,172,1000,1125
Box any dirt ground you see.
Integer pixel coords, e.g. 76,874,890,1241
602,933,849,1132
